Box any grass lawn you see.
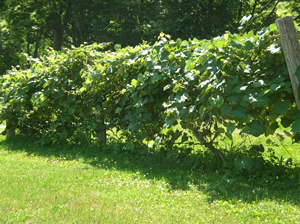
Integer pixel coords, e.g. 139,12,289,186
0,131,299,223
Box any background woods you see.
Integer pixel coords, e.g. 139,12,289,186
1,0,299,76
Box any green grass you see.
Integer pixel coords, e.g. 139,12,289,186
0,133,299,223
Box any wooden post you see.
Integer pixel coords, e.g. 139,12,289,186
275,16,300,110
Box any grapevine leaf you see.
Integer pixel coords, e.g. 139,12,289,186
242,156,253,171
128,123,138,132
209,95,223,108
248,120,266,137
164,117,175,129
253,80,264,87
227,124,235,134
267,43,281,54
240,15,252,26
290,111,300,120
291,119,300,133
160,50,170,62
59,130,68,139
179,107,189,119
271,101,290,114
221,103,232,116
115,107,122,113
232,107,247,118
293,133,300,143
68,107,75,115
185,72,195,81
281,117,293,128
131,79,138,87
245,41,254,51
234,158,243,171
295,65,300,82
174,93,188,103
155,136,162,147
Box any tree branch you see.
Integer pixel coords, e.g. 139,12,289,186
189,125,226,163
102,13,120,30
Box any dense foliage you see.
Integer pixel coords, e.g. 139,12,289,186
1,0,298,76
1,23,300,168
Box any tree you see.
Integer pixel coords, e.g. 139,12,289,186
0,0,295,76
277,1,300,23
0,2,25,75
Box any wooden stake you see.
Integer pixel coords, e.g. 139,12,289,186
275,16,300,110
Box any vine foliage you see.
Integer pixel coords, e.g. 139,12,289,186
1,23,300,162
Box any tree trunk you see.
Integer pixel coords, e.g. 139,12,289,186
53,28,63,51
33,31,41,58
203,0,214,39
190,125,226,163
51,2,71,51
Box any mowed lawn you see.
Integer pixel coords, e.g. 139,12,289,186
0,131,300,223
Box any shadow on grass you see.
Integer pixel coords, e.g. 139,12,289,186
1,134,299,205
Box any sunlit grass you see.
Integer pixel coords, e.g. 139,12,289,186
0,133,299,223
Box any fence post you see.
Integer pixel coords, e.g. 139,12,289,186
275,16,300,110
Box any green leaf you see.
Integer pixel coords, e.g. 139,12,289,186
185,72,195,81
226,78,239,86
281,117,293,128
174,93,188,103
270,83,283,92
234,158,243,171
59,130,68,139
171,130,181,142
291,119,300,133
251,97,270,107
228,94,243,105
253,80,264,87
221,103,232,116
209,95,223,108
164,117,175,129
115,107,122,113
254,159,264,170
114,44,121,50
227,124,235,134
293,133,300,143
163,84,171,91
248,120,266,137
68,107,75,115
160,50,170,62
290,111,300,120
128,123,138,132
240,15,252,26
267,43,281,54
295,65,300,82
232,107,247,118
242,156,253,171
185,59,195,71
131,79,138,87
182,133,188,142
271,101,291,114
124,112,132,120
155,136,162,147
179,107,189,119
250,144,264,153
245,41,254,51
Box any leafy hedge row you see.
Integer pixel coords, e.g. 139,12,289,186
1,24,300,161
